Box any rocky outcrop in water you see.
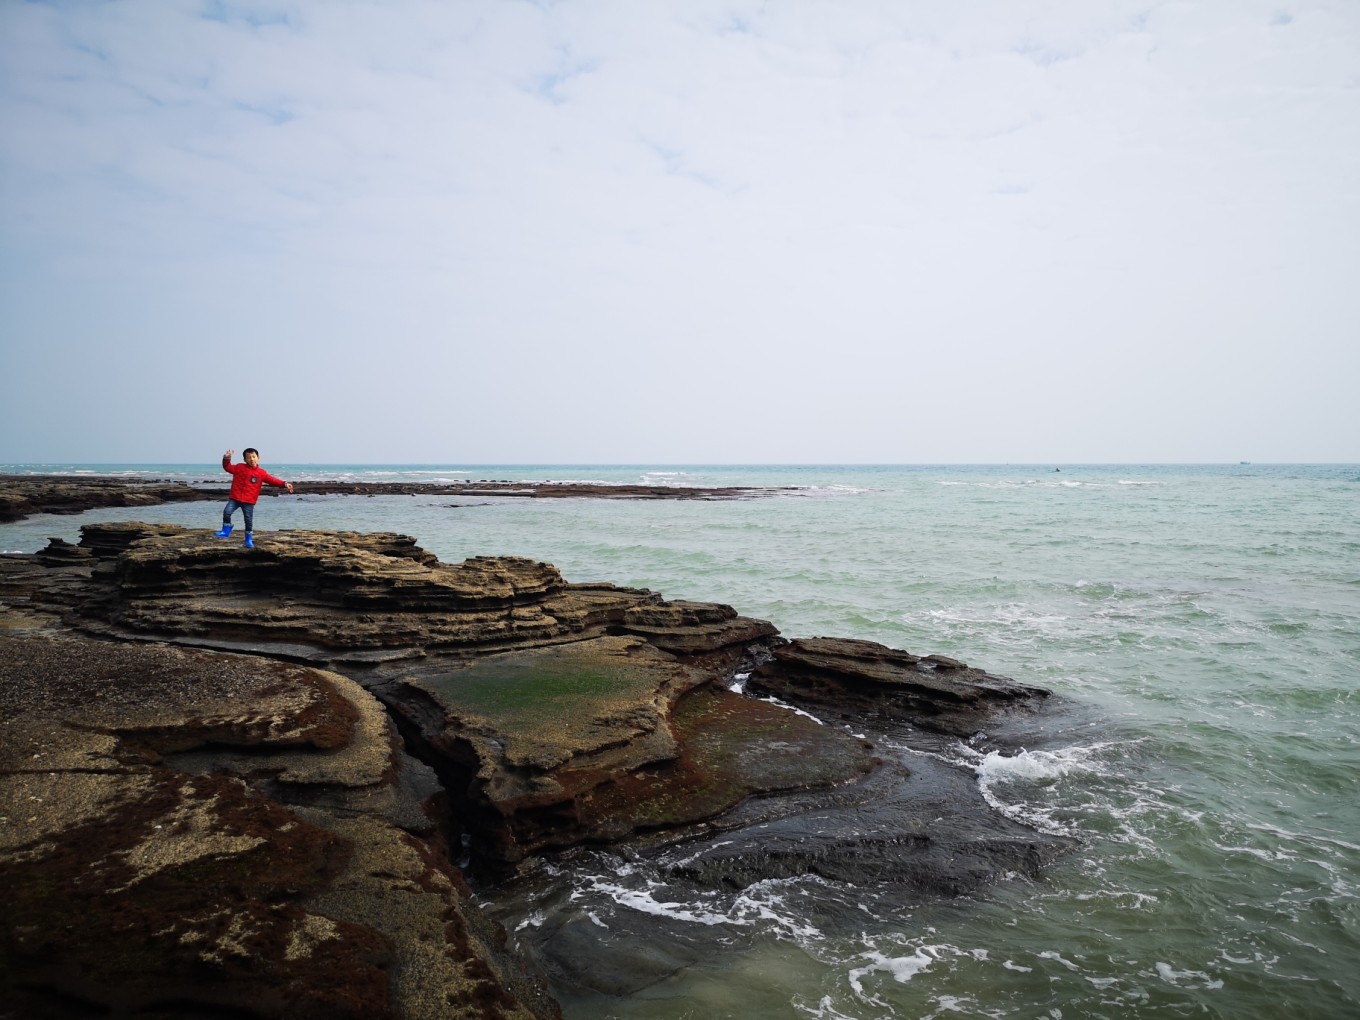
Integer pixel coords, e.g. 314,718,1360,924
751,635,1051,736
0,475,215,523
0,474,788,525
0,522,1064,1017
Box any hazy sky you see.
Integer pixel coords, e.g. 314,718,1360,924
2,1,1357,464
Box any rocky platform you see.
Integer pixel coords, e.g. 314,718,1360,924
0,523,1065,1018
0,475,787,524
0,475,217,523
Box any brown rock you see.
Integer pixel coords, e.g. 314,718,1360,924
750,635,1050,735
384,636,872,864
0,475,217,523
0,633,556,1019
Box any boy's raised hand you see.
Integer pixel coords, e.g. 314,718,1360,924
224,449,234,460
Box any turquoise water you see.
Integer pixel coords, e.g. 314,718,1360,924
3,463,1358,1017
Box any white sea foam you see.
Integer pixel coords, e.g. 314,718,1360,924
797,484,870,496
1154,962,1224,989
639,471,691,486
971,741,1144,836
730,877,826,942
574,878,731,926
1074,888,1159,908
935,478,1100,489
1039,950,1081,971
798,996,861,1020
514,911,546,931
906,602,1079,646
660,841,736,871
574,870,825,942
1211,841,1299,863
848,947,939,996
1248,821,1360,853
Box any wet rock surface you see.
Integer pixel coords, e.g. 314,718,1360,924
751,635,1052,736
0,522,1065,1017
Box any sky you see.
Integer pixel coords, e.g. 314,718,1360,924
1,0,1357,464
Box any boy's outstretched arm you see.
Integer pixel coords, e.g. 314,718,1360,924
259,468,294,495
222,450,234,471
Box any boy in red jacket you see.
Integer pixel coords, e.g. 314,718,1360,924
214,448,294,548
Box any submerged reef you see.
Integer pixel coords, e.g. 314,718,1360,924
0,523,1065,1018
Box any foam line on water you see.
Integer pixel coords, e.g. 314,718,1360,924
572,870,827,942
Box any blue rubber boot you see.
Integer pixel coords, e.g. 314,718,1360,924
213,524,233,538
243,533,254,549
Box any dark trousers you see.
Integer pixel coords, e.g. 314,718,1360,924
222,498,255,532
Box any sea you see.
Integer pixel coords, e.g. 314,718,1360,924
2,462,1357,1019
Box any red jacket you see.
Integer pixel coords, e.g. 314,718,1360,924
223,456,287,505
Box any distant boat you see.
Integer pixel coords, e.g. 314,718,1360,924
1240,461,1251,465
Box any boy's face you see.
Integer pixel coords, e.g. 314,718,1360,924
244,451,260,468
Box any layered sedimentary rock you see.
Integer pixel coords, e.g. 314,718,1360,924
0,522,1062,1017
751,635,1051,735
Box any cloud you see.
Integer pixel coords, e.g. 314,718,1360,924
1,0,1357,462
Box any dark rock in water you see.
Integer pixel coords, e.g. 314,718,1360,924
0,475,217,523
751,635,1051,735
659,753,1067,896
0,522,1064,1017
0,473,793,525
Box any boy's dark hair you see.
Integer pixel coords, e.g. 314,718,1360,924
243,447,259,458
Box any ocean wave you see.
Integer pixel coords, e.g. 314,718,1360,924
840,941,1012,1016
934,477,1163,490
965,740,1161,842
573,876,732,926
571,868,828,943
794,484,871,497
1246,821,1360,854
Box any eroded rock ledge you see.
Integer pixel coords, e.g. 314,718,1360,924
0,523,1061,1018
